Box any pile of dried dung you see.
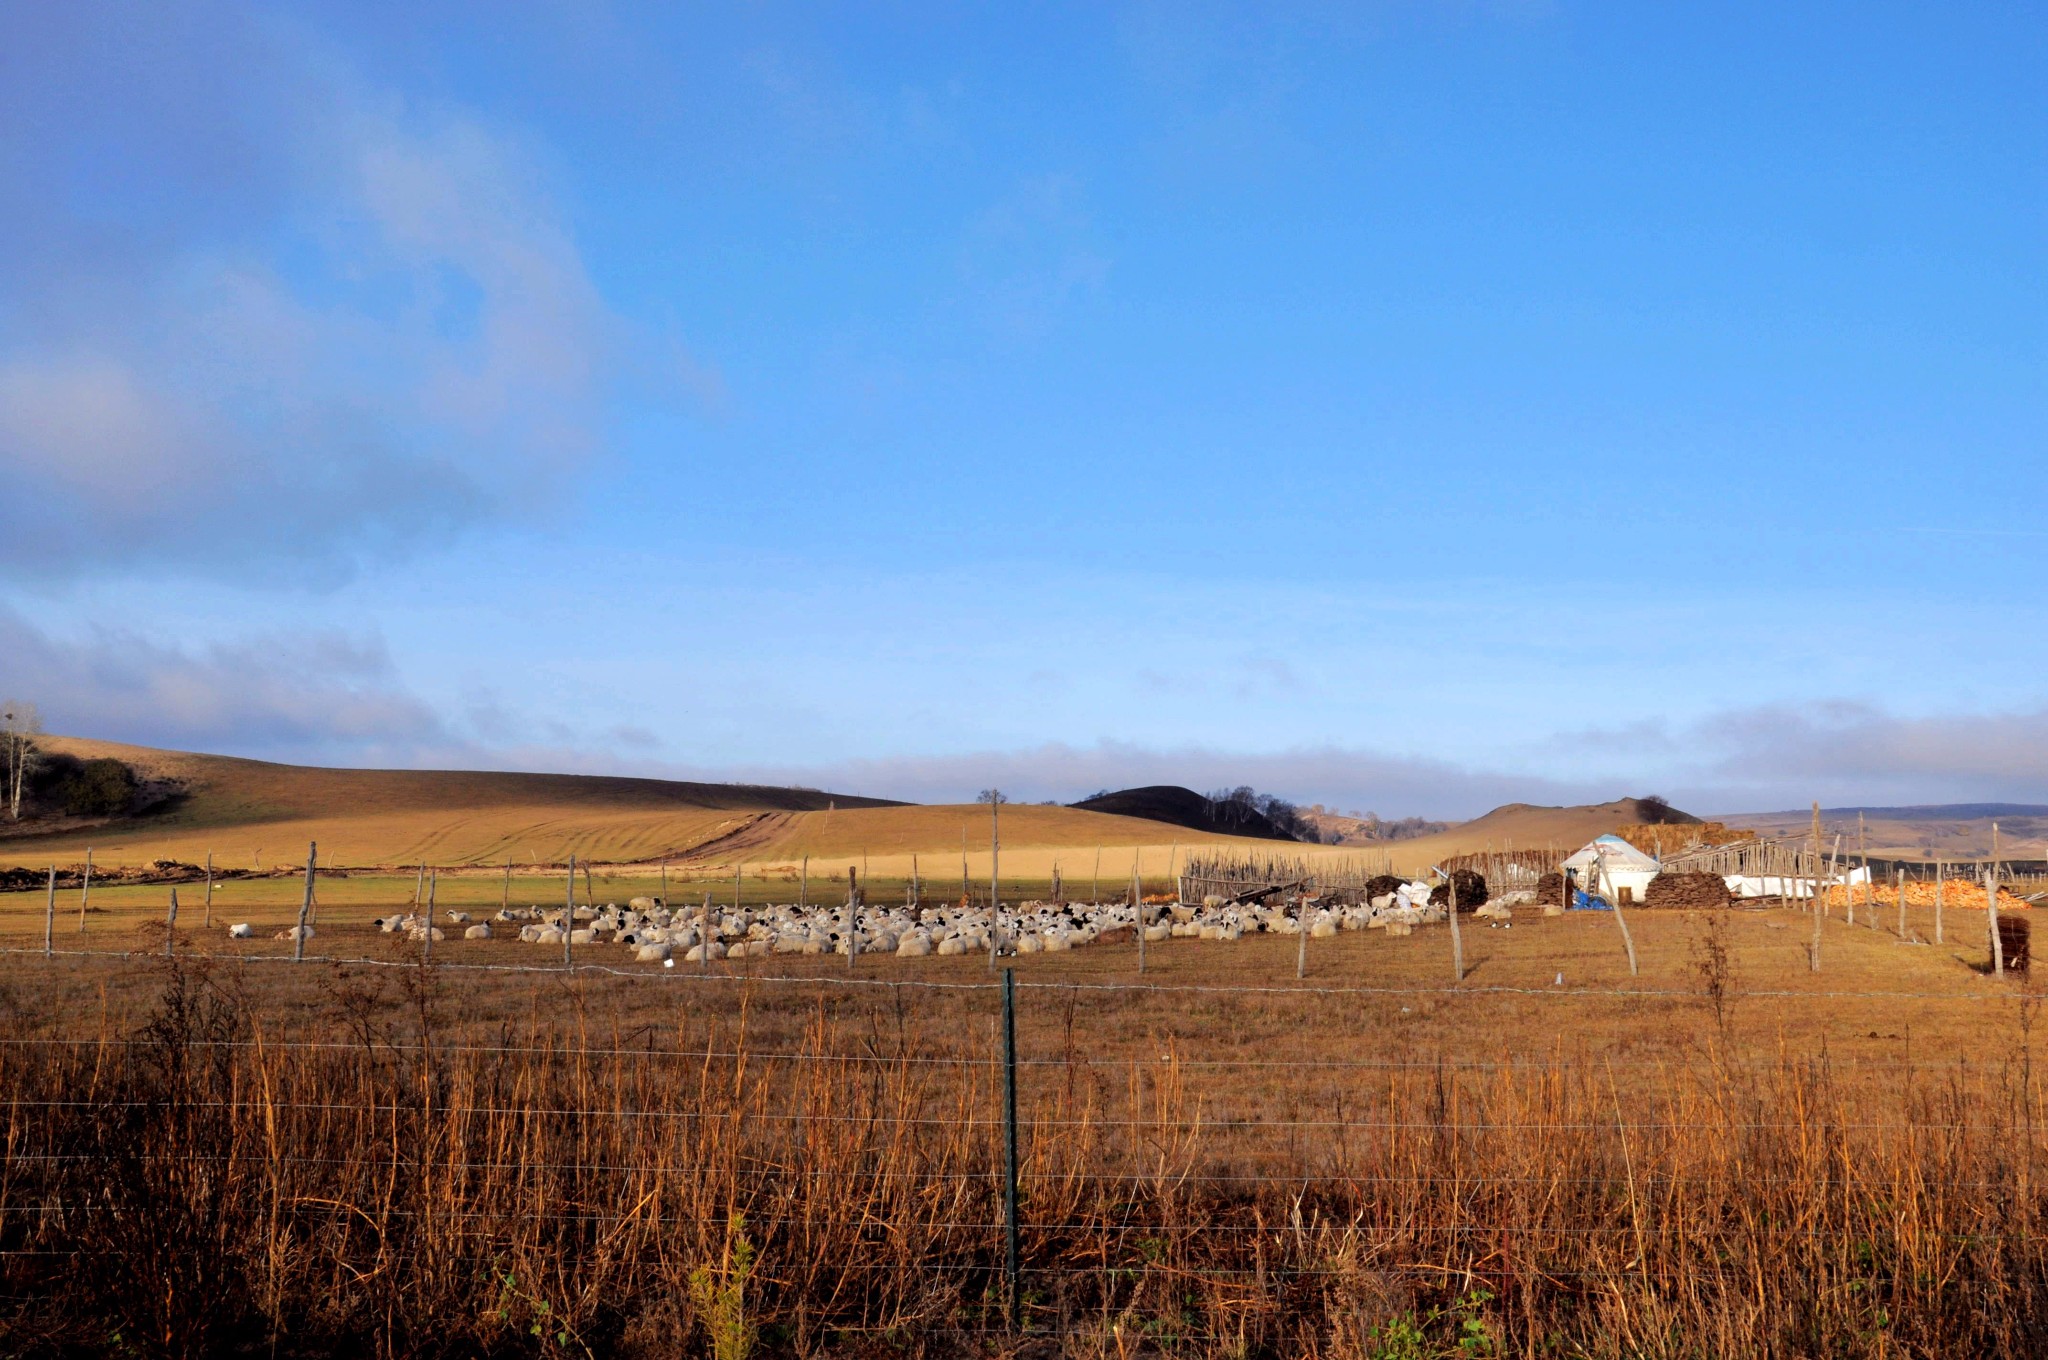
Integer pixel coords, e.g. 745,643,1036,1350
1429,869,1488,911
1999,918,2031,974
1535,871,1567,907
1364,874,1405,902
1644,872,1732,910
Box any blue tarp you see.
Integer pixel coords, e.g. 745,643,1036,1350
1570,889,1612,912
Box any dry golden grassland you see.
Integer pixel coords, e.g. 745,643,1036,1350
4,871,2048,1357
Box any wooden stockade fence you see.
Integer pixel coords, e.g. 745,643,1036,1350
1177,849,1396,905
1660,837,1813,878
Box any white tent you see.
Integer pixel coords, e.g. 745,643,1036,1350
1563,834,1660,904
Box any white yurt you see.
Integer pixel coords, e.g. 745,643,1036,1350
1563,834,1660,905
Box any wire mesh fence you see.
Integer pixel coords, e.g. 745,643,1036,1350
4,936,2048,1357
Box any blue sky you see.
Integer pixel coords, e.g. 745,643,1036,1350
1,1,2043,816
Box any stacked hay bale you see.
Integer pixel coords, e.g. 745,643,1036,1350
1429,869,1488,912
1644,871,1732,910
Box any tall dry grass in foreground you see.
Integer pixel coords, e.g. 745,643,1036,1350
3,960,2048,1357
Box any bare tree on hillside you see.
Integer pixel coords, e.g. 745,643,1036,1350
1,700,41,822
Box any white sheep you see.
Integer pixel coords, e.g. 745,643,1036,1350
227,922,253,939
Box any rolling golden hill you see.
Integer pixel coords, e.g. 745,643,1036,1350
0,739,1281,878
0,739,1713,885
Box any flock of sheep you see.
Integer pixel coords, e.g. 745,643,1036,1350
285,877,1533,963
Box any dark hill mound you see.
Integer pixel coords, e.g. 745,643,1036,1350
1071,786,1300,841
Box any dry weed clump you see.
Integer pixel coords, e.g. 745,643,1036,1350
2,960,2048,1357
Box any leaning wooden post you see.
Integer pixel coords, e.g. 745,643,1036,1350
910,854,920,909
412,861,425,907
1134,859,1146,975
293,842,316,962
701,892,713,972
1602,865,1638,977
1896,867,1907,940
1988,866,2004,978
1447,872,1464,982
43,865,56,957
800,854,809,909
563,855,576,969
203,852,214,928
165,887,178,958
1935,866,1945,945
1295,890,1310,980
425,869,437,962
503,859,514,912
1093,846,1102,904
76,848,92,933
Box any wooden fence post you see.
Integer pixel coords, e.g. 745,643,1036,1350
1448,872,1464,982
165,887,178,958
76,848,91,934
1296,890,1311,980
203,852,214,928
43,865,55,957
1935,868,1945,945
425,869,437,962
564,855,576,969
988,797,1001,970
294,843,316,962
1988,867,2004,978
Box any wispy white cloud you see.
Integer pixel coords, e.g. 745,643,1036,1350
0,5,694,584
0,604,451,763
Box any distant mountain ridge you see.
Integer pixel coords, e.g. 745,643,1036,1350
1727,804,2048,822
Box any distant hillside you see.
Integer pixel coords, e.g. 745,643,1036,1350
0,739,1298,874
1722,804,2048,862
0,736,900,868
1070,786,1301,841
1370,797,1701,873
1297,808,1453,846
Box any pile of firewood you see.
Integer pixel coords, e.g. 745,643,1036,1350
1821,879,2028,913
